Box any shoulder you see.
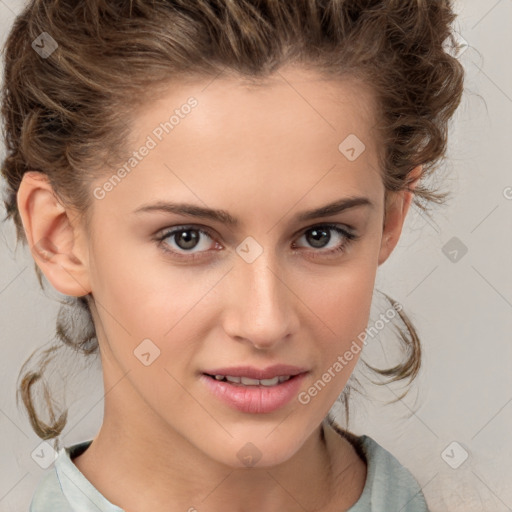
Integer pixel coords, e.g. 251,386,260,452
340,430,430,512
29,439,120,512
29,468,72,512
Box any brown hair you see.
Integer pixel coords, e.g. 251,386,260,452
1,0,464,443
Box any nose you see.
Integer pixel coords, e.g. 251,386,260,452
222,251,299,350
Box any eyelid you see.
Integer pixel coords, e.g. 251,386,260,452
156,222,359,259
293,221,357,238
157,222,357,243
155,225,219,260
156,224,217,244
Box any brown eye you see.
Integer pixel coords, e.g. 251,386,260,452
156,225,218,260
172,228,202,250
293,224,359,258
304,226,332,248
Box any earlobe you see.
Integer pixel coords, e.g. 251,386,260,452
16,171,91,296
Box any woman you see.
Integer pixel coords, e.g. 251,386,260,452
1,1,464,510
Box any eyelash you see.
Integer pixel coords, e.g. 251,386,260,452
155,224,360,261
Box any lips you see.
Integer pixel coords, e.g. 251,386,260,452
200,370,308,413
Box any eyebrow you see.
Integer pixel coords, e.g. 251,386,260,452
132,196,373,226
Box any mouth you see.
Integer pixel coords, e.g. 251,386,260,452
202,373,297,387
200,368,309,414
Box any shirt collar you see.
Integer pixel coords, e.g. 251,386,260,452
55,440,125,512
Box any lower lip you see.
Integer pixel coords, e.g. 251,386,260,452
200,373,308,414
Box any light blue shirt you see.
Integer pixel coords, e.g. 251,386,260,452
29,433,430,511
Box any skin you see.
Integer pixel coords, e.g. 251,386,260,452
17,65,421,512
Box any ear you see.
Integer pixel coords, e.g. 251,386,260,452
16,171,91,296
377,165,422,266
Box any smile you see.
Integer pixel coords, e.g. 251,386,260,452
200,372,308,413
205,374,292,386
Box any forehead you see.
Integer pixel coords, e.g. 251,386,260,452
130,65,380,152
95,66,384,223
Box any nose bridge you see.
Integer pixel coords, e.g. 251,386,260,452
225,246,296,347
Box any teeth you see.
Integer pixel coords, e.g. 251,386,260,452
211,374,292,386
240,376,260,385
259,377,280,386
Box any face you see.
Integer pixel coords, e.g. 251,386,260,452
19,65,413,468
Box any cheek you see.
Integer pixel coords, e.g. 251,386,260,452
294,265,376,418
88,235,211,366
298,259,377,384
302,259,377,339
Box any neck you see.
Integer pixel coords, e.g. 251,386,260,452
75,418,335,512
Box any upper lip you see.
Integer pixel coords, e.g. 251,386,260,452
203,364,309,380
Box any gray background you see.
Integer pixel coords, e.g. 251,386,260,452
1,0,511,510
